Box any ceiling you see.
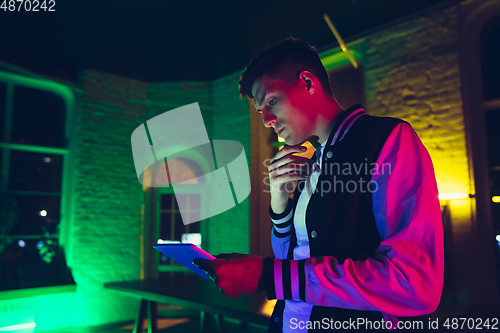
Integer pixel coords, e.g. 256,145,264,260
0,0,454,82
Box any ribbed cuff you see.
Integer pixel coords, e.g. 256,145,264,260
269,198,293,219
270,198,293,238
263,257,306,302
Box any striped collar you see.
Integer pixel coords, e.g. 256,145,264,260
325,104,366,148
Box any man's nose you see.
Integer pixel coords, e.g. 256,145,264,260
262,109,276,128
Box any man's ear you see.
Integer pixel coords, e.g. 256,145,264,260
299,70,316,95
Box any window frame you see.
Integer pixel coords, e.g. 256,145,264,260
143,151,212,278
0,70,76,293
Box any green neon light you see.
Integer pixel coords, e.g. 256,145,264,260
0,322,36,331
320,49,364,71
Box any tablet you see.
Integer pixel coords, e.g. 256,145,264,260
153,243,216,280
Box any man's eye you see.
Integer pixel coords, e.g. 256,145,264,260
269,97,276,106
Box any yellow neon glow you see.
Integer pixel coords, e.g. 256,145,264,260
39,210,47,217
277,136,285,142
0,323,36,331
492,196,500,203
323,13,358,69
438,193,468,200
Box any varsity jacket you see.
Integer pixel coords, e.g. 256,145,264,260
262,105,444,332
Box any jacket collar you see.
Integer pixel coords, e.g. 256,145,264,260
325,104,366,148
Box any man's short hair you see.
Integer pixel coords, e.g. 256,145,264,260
239,37,332,99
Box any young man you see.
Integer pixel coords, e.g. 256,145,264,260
195,38,443,332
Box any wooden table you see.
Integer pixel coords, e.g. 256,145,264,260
104,274,271,333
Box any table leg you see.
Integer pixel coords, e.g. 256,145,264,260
147,301,158,333
199,311,207,333
133,299,147,333
215,314,226,333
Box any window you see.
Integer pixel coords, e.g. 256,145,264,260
143,157,209,278
0,71,74,291
481,15,500,290
156,192,201,268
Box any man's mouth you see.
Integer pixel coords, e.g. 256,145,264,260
276,127,284,136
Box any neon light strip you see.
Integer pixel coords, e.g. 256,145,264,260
323,13,358,69
0,323,36,331
438,193,468,200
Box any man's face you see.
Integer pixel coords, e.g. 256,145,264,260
251,75,316,146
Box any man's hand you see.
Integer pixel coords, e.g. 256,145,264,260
193,253,264,298
268,143,315,214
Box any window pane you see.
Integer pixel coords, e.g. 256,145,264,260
158,193,201,265
8,150,63,192
0,239,72,291
12,85,66,148
176,194,200,226
173,212,184,241
9,195,60,235
490,170,500,232
481,16,500,101
485,109,500,168
160,212,174,241
161,193,178,210
0,81,6,141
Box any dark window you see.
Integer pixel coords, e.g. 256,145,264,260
9,195,61,236
1,238,72,291
481,16,500,101
8,150,63,192
480,15,500,294
0,80,70,291
490,170,500,232
12,85,66,148
158,193,200,266
485,109,500,232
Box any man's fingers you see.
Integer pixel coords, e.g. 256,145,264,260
270,163,313,179
193,259,217,281
192,258,212,272
215,253,231,259
270,144,307,164
272,173,310,184
269,155,313,173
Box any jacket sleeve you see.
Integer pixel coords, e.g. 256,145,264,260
270,198,294,260
263,122,444,317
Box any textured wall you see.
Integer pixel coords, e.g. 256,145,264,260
209,71,251,255
362,6,468,196
147,81,212,137
69,69,146,326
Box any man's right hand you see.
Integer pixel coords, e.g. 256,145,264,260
268,144,314,214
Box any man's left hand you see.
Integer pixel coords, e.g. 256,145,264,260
193,253,265,298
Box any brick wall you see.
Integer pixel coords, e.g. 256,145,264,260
147,81,212,137
362,6,469,196
69,69,146,326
